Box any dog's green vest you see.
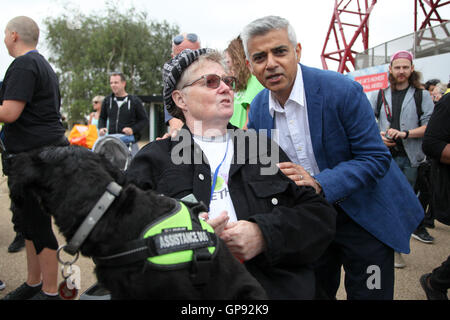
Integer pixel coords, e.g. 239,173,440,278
142,202,216,266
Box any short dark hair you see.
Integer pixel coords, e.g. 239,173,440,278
424,79,440,90
110,72,126,82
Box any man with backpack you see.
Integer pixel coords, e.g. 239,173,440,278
369,50,434,268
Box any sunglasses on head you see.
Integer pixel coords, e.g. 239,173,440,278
173,33,198,45
182,74,236,90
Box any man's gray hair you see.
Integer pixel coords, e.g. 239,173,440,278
241,16,298,60
6,16,40,46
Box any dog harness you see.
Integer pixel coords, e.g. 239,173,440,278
93,198,218,286
142,201,216,266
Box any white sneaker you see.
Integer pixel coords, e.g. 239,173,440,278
0,280,5,290
394,252,406,268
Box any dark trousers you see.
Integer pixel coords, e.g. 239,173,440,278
430,255,450,292
314,206,394,300
415,160,435,228
5,137,68,254
8,179,58,255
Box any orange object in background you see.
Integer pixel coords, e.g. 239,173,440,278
68,124,98,149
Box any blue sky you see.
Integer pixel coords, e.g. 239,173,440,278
1,0,448,77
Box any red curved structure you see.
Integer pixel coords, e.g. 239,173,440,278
415,0,449,31
321,0,449,73
414,0,449,49
321,0,377,73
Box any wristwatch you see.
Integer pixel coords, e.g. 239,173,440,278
403,130,409,139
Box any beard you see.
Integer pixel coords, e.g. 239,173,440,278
388,70,421,91
389,72,410,90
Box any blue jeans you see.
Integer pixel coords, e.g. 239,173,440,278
393,155,418,188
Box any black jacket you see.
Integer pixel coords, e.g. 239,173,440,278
98,94,148,140
126,125,337,299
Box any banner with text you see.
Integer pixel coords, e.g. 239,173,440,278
354,72,388,92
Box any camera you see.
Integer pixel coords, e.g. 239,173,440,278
385,132,394,141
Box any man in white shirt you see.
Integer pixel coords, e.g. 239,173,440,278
243,15,424,300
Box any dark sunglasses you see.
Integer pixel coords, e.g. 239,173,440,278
173,33,198,45
182,74,236,90
93,101,100,104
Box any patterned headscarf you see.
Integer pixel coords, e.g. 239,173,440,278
162,48,212,117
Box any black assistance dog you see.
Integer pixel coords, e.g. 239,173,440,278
8,145,267,299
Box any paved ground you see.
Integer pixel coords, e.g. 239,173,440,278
0,149,448,300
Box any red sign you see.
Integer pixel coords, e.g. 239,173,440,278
355,72,389,92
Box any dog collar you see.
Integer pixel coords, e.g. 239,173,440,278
64,181,122,255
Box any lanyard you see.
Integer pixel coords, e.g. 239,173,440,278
25,49,38,55
209,137,230,205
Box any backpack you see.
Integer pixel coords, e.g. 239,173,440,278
375,88,423,125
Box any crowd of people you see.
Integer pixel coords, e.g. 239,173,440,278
0,14,448,300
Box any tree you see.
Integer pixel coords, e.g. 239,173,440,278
44,2,179,125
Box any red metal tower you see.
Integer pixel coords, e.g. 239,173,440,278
321,0,449,74
414,0,449,49
321,0,377,73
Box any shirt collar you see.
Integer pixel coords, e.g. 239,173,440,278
269,65,304,117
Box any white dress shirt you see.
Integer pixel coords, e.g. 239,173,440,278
269,66,320,176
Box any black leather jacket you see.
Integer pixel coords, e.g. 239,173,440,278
126,125,337,299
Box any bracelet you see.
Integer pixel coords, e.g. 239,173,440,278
403,130,409,139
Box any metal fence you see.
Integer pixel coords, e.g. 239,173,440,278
355,21,450,70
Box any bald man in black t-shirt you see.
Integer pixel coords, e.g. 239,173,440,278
0,16,67,300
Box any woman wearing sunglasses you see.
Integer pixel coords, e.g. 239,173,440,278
126,48,336,299
88,95,104,129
